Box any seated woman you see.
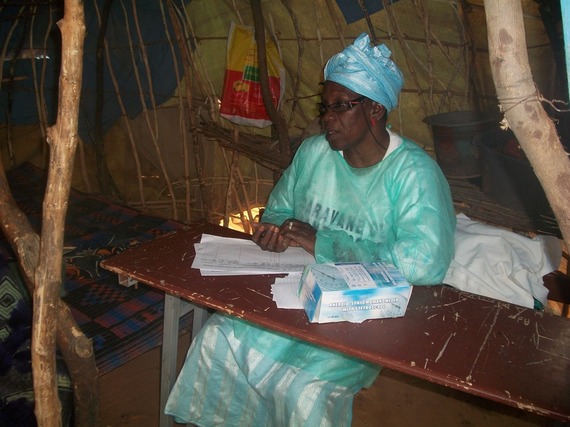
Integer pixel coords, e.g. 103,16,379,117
165,33,456,427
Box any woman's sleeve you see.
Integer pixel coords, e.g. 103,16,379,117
260,143,304,226
388,165,456,285
314,229,392,265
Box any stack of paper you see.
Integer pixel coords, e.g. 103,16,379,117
192,234,311,309
192,234,315,276
271,273,303,309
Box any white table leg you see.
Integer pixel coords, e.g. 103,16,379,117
160,295,209,427
160,293,180,427
191,305,210,340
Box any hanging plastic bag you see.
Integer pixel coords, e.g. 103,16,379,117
220,22,285,128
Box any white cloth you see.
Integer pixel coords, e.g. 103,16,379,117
443,214,561,308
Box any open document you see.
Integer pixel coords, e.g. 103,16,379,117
192,234,315,276
192,234,311,309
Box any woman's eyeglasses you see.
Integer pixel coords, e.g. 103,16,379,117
317,96,366,115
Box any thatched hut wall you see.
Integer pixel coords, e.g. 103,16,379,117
0,0,560,228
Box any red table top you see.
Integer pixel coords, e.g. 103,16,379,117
101,220,570,421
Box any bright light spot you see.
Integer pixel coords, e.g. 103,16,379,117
220,206,264,234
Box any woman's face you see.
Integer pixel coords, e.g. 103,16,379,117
320,81,372,152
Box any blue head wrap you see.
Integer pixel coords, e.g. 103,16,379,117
324,33,404,113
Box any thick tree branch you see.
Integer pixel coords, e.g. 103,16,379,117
484,0,570,248
31,0,93,425
0,163,99,426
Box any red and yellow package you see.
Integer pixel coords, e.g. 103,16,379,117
220,22,285,128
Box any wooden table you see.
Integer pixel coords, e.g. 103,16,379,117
101,220,570,426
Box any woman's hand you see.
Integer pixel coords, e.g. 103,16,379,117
252,222,291,252
252,219,317,256
279,218,317,257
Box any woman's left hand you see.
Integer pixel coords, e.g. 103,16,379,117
280,219,317,256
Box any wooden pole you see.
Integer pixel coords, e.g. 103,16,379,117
280,0,303,128
0,164,100,427
168,0,218,220
484,0,570,248
94,0,117,197
0,4,99,425
250,0,290,158
162,0,192,223
93,0,146,210
32,0,86,425
123,0,178,219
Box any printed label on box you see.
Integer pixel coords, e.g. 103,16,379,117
336,263,376,289
299,262,412,324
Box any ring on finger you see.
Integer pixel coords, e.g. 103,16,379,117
289,221,293,230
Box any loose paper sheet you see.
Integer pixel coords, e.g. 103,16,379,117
271,273,303,309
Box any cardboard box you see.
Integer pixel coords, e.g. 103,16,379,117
298,262,413,323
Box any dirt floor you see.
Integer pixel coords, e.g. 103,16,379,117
353,369,556,427
98,330,560,427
